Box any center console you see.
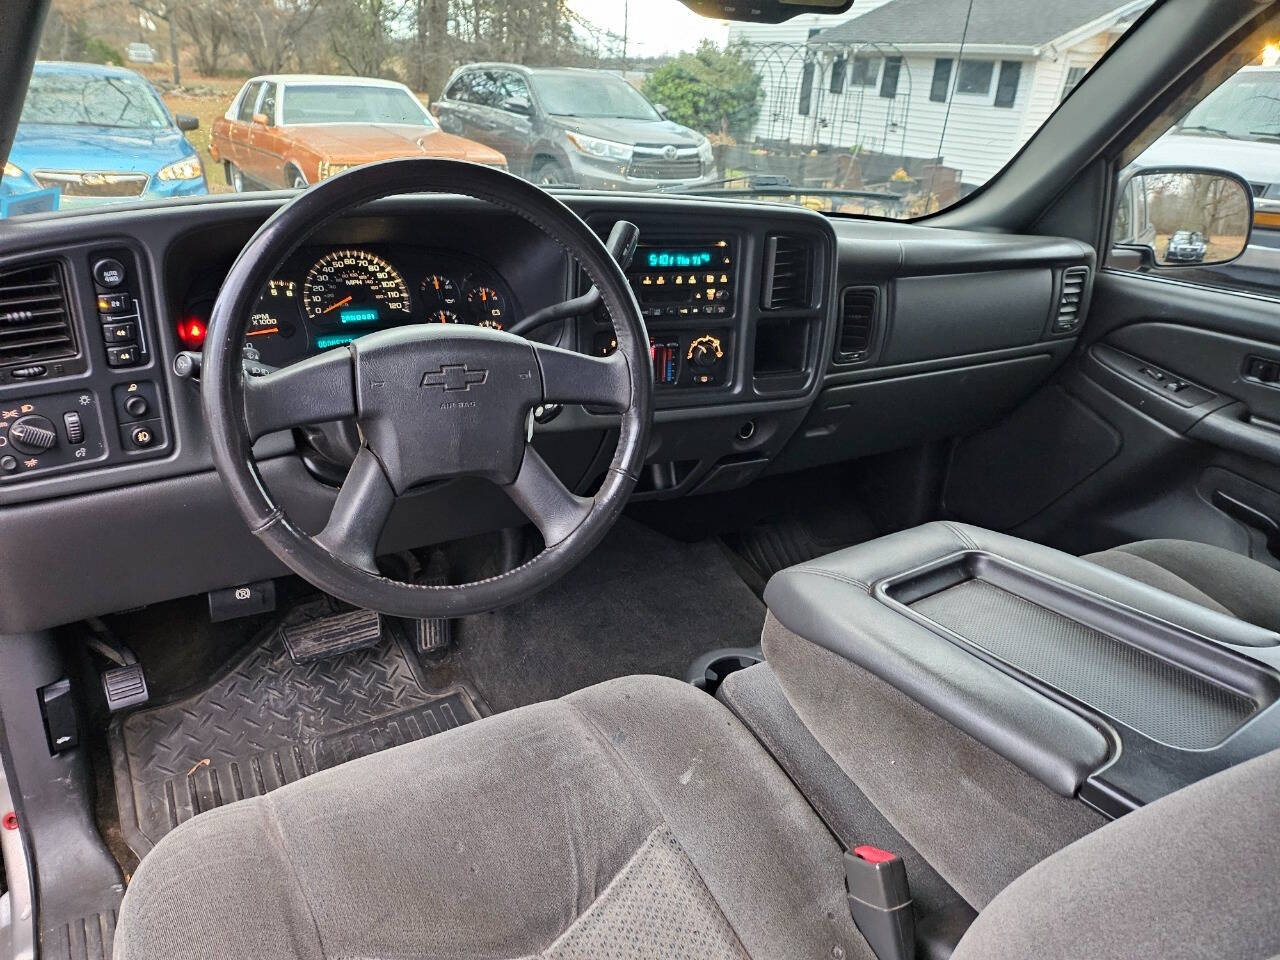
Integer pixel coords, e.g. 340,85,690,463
762,521,1280,817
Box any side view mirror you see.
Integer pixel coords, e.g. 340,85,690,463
502,97,532,116
1111,166,1254,268
175,114,199,132
252,112,271,127
654,103,670,120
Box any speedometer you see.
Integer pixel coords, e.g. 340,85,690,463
302,249,411,327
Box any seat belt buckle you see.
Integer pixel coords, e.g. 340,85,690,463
844,845,916,960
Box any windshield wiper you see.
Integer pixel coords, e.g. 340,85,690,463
1248,127,1280,141
1179,123,1231,137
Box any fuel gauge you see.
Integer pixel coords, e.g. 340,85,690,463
466,285,505,328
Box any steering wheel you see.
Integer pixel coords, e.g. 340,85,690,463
202,159,652,618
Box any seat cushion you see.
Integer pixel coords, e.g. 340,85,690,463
114,675,870,960
1084,538,1280,631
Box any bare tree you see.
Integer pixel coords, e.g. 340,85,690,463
173,0,233,76
228,0,323,75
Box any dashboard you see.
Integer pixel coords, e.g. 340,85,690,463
0,190,1093,634
180,245,520,367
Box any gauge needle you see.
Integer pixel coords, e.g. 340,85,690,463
322,295,353,314
247,326,279,337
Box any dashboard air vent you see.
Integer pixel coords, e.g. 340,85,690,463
0,262,76,366
1053,266,1089,333
835,286,878,363
761,235,813,310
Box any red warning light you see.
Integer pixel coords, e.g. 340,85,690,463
177,316,207,349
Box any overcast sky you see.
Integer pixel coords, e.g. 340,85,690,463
568,0,730,57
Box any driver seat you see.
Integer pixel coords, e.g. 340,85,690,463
114,675,1280,960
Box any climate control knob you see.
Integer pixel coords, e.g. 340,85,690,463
688,335,724,369
8,414,57,454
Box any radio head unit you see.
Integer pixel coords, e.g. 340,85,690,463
629,239,735,320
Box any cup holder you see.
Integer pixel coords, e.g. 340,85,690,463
687,646,764,696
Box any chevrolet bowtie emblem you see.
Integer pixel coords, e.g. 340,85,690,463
421,363,488,391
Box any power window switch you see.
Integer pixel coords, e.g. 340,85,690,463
39,678,79,754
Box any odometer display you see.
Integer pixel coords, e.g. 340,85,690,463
302,249,410,325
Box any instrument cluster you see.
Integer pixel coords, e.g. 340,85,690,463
187,245,519,368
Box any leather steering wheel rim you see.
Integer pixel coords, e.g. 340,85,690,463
202,159,652,618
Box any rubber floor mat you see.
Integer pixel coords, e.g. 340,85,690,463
109,600,481,857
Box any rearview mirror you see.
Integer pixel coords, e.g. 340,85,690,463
1112,167,1253,267
175,114,199,132
654,103,670,120
678,0,852,23
502,97,532,116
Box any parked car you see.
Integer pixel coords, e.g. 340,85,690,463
434,63,716,190
0,61,205,209
209,75,507,191
1166,228,1208,262
125,42,156,64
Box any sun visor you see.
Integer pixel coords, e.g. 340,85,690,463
679,0,854,24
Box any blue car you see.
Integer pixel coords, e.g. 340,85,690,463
1,61,207,212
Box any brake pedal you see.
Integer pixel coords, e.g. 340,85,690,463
282,608,382,664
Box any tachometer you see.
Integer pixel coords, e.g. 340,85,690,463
302,250,410,327
430,309,462,324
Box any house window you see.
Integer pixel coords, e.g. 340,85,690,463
930,59,952,102
798,59,815,115
831,56,846,94
955,59,995,96
1061,65,1089,102
994,61,1021,108
880,56,903,99
850,55,881,87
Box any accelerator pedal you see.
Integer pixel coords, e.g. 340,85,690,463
282,607,382,664
409,550,452,656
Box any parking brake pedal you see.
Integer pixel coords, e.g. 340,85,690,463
282,608,382,664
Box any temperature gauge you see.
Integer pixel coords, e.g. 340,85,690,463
466,285,505,328
422,274,460,308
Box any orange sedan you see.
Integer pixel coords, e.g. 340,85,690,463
209,74,506,191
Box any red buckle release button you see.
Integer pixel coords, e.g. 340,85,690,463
853,844,898,864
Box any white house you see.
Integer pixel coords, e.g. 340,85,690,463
732,0,1153,186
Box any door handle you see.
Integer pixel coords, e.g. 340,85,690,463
1189,402,1280,467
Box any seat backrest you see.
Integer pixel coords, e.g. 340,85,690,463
951,748,1280,960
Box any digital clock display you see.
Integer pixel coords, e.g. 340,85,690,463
645,248,714,269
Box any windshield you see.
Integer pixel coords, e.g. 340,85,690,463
20,71,170,129
4,0,1148,219
1178,70,1280,141
533,74,660,120
280,85,434,126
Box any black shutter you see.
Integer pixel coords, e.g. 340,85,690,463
930,58,952,102
798,59,815,115
831,56,847,94
995,60,1021,108
880,56,902,98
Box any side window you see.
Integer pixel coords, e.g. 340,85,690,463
498,73,531,110
446,73,474,103
954,60,994,97
1107,52,1280,298
258,83,277,123
469,72,503,108
236,82,262,122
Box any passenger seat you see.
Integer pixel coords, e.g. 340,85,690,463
1085,539,1280,631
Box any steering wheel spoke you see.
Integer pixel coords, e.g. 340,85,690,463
314,446,397,573
243,348,357,440
504,446,593,547
535,343,631,411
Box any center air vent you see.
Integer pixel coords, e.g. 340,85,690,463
0,262,76,367
835,286,879,363
761,235,814,310
1053,266,1089,333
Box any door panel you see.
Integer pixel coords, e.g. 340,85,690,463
944,269,1280,569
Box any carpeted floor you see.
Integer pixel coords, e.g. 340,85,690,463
455,517,767,711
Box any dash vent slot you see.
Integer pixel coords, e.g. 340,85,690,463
761,235,814,310
1053,266,1089,333
835,286,879,363
0,262,76,367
